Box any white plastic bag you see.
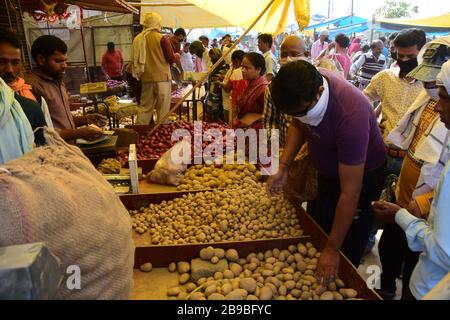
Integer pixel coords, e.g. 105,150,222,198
147,140,190,186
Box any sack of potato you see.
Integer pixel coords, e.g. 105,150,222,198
0,129,134,299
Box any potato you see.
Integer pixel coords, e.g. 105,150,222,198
239,278,257,293
278,285,287,296
211,248,224,259
307,247,317,258
272,248,280,258
223,270,234,279
300,291,311,300
297,244,307,256
246,294,259,300
230,263,243,276
340,288,358,299
291,289,302,298
177,292,189,300
262,270,274,277
167,287,181,297
179,273,190,285
247,262,257,272
328,282,337,291
200,246,215,260
336,279,345,288
139,263,152,272
211,256,219,264
231,278,240,290
214,272,223,280
266,256,277,264
177,261,190,274
320,291,335,300
285,280,296,290
185,283,197,293
208,293,225,300
190,292,205,300
220,283,233,296
333,292,344,300
205,285,217,297
225,249,239,262
258,285,273,300
225,289,245,300
315,285,327,296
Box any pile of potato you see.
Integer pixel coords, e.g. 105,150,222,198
97,158,121,174
164,244,360,300
129,179,303,244
177,163,262,191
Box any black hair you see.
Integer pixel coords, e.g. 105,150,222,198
258,33,273,48
271,60,323,113
335,33,350,48
174,28,186,37
243,52,266,76
199,35,209,41
107,42,115,48
223,34,231,40
31,35,67,62
393,28,426,50
189,41,204,57
362,44,370,52
184,42,191,46
388,32,399,42
231,50,245,62
379,36,386,43
0,28,21,49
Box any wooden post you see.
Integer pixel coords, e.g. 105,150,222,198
79,9,91,83
145,0,278,136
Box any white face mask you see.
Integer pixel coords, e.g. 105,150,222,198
295,78,329,126
280,56,309,66
425,88,440,101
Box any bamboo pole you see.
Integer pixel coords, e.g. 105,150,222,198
145,0,278,136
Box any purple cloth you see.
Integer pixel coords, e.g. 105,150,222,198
302,69,386,179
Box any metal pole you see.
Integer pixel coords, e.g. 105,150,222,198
80,19,91,82
328,0,331,18
146,0,278,136
351,0,354,24
370,14,375,42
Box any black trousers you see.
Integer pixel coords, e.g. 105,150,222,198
311,163,386,266
378,222,421,295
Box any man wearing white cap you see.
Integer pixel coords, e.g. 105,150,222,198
311,30,329,61
372,59,450,300
131,12,177,125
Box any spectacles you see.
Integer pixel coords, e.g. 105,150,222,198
288,99,316,117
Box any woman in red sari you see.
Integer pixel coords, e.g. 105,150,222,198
234,52,269,129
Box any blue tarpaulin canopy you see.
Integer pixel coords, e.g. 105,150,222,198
328,22,370,38
304,15,368,30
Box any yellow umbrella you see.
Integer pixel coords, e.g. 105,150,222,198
135,0,310,35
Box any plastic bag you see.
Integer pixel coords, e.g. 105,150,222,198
315,48,345,78
147,140,190,186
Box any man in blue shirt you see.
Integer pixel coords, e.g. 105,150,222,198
380,36,389,60
372,60,450,300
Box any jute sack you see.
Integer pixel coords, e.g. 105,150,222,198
283,143,318,205
0,129,134,300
